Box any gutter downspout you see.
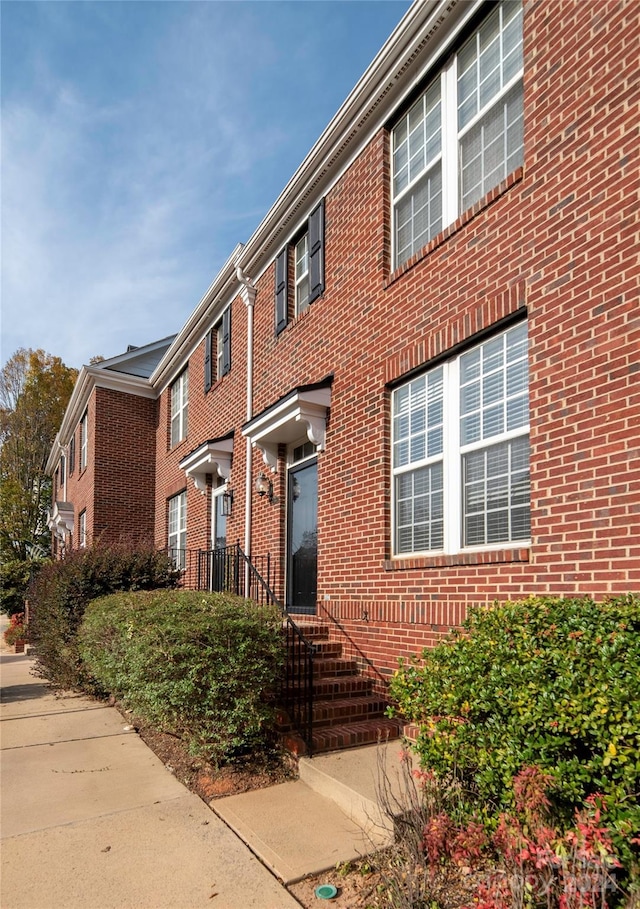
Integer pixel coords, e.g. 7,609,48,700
236,265,256,597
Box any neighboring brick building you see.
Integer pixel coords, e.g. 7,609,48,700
47,338,174,554
49,0,639,729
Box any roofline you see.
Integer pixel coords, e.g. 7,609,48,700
150,0,480,389
150,243,244,392
98,334,177,371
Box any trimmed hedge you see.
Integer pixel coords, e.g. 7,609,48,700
28,544,180,689
388,595,640,874
79,589,285,764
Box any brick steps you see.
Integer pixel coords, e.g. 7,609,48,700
281,621,399,755
285,674,372,700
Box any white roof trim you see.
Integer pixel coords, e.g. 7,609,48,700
243,386,331,473
179,437,234,494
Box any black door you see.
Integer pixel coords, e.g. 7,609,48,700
287,459,318,614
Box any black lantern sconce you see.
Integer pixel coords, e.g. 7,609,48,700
255,472,275,504
221,489,234,516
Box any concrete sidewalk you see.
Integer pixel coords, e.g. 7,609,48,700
0,651,300,909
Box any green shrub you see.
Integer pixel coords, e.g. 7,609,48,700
388,595,640,873
28,544,180,689
79,589,285,764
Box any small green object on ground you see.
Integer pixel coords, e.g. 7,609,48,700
314,883,338,900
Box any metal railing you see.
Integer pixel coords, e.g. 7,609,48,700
169,543,316,754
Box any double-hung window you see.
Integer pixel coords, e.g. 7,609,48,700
204,309,231,392
170,369,189,447
392,321,530,556
79,412,88,470
275,200,325,334
392,1,523,269
168,491,187,569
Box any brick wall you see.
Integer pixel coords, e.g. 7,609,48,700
92,387,158,546
154,0,639,676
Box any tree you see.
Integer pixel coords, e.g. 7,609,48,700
0,349,77,560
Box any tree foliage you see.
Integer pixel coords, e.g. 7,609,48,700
0,348,77,559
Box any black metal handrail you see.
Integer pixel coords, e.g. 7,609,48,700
171,543,316,755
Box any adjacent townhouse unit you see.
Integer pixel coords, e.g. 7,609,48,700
47,337,175,555
49,0,639,751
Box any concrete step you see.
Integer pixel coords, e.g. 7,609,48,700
299,738,410,831
212,740,413,884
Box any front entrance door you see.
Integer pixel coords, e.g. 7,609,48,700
210,485,228,591
286,458,318,614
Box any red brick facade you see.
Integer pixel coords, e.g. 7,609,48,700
50,0,639,679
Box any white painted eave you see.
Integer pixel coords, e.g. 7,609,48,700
150,244,244,394
148,0,475,392
242,385,332,472
179,436,234,494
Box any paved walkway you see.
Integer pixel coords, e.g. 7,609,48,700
0,648,300,909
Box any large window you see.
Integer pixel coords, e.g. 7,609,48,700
168,491,187,569
392,1,523,268
170,369,189,447
392,321,530,556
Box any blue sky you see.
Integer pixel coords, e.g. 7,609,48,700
1,0,411,370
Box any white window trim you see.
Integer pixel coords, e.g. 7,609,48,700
391,323,531,558
78,510,87,548
168,491,187,568
391,1,524,270
295,233,310,316
170,370,189,448
79,413,88,470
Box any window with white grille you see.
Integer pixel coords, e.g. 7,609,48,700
170,369,189,447
168,491,187,569
392,1,523,269
392,321,530,555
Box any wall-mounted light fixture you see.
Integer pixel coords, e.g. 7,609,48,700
255,472,275,504
221,489,234,516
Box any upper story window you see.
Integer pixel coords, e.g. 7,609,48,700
204,309,231,393
275,199,325,334
392,320,530,556
170,369,189,447
392,1,523,269
79,412,88,470
295,234,310,315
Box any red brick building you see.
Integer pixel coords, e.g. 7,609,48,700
49,0,639,746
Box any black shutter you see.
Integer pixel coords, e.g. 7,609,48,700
275,247,288,335
221,308,231,376
69,436,75,474
308,199,325,303
204,329,212,392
